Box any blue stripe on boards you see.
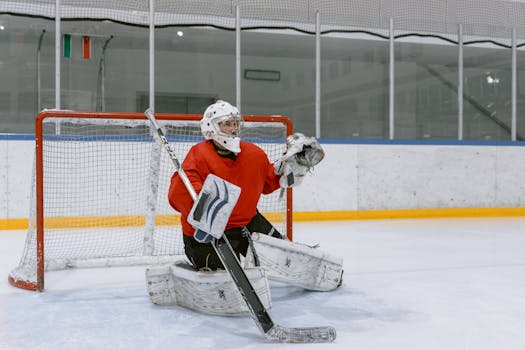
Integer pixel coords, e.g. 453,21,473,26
4,133,525,147
319,138,525,147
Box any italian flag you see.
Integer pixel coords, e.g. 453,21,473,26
63,34,91,59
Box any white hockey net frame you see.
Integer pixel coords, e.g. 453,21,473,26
9,110,293,291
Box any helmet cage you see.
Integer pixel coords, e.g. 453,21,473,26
200,100,242,153
212,114,242,139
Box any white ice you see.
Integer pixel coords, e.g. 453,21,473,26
1,218,525,350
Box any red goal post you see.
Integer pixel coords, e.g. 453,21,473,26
9,110,293,291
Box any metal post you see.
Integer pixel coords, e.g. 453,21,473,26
55,0,61,110
149,0,155,112
389,17,394,139
37,30,45,112
458,24,463,140
511,27,517,141
315,11,321,138
236,5,241,112
145,0,158,255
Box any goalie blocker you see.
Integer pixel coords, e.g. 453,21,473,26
188,174,241,244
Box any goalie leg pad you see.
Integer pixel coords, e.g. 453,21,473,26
146,261,271,316
244,234,343,292
146,263,179,306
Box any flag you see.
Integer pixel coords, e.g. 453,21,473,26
82,36,91,59
63,34,71,58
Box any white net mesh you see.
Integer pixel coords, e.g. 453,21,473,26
4,0,525,40
9,112,290,289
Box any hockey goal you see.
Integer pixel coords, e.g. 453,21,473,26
9,110,293,291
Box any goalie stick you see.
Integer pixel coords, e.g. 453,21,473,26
145,109,336,343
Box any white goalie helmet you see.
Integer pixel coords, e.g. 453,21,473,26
201,100,242,153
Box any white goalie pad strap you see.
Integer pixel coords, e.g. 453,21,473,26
146,261,271,316
188,174,241,241
244,234,343,291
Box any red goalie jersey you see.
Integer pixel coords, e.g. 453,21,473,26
168,140,281,237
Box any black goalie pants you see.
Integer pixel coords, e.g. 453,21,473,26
183,210,282,271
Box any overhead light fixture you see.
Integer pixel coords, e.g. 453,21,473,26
486,75,499,84
0,25,4,31
177,31,183,37
244,69,280,81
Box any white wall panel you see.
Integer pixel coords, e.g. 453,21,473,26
294,144,358,212
495,147,525,207
2,141,34,218
0,140,7,218
355,145,499,209
2,140,525,220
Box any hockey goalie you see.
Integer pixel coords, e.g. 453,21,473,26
146,100,343,316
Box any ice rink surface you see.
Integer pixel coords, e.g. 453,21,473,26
1,218,525,350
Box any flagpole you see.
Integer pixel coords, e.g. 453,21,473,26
97,35,114,112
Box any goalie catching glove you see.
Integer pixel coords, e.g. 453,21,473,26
274,133,325,188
